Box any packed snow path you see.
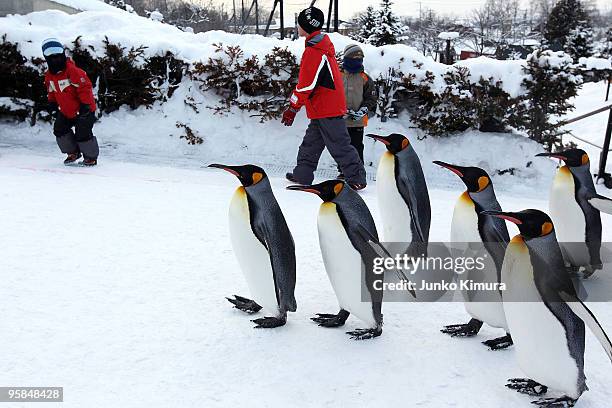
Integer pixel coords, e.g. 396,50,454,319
1,153,611,407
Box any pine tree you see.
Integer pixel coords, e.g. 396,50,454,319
368,0,406,46
352,6,377,44
509,49,582,151
601,27,612,58
565,23,594,61
543,0,591,51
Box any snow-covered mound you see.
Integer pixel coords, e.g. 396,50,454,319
51,0,123,13
0,9,535,96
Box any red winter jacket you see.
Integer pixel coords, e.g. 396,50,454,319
289,31,347,119
45,58,96,119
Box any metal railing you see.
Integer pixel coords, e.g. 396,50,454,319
559,102,612,186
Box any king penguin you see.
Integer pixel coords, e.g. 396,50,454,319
483,209,612,407
209,164,297,328
537,149,612,277
367,133,431,254
287,180,385,340
433,161,512,350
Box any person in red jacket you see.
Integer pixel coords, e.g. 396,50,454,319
282,7,366,190
43,38,99,166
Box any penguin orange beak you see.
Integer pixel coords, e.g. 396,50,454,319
536,152,568,162
481,210,523,225
286,184,321,196
365,134,391,146
433,161,464,178
208,163,240,177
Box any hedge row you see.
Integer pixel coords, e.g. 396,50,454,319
0,34,604,150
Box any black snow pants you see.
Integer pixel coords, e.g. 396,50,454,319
54,111,99,160
292,116,366,185
337,126,364,174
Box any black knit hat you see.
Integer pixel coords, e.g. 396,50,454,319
298,7,324,34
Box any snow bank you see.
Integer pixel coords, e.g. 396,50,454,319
52,0,123,12
1,9,534,96
579,56,612,71
456,57,526,98
438,32,459,40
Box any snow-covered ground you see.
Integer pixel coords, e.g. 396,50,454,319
1,19,612,403
559,81,612,167
1,150,612,408
1,82,612,406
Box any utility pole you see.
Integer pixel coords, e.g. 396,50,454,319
264,0,285,40
333,0,338,32
241,0,245,27
255,0,259,34
232,0,236,32
279,0,284,39
326,0,332,32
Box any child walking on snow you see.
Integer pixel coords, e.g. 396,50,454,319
282,7,367,190
42,38,99,166
337,44,377,179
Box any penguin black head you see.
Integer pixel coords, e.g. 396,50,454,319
286,179,345,202
208,163,267,187
366,133,410,154
433,161,491,193
483,209,554,240
536,149,589,168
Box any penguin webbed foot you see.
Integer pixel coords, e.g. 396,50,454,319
311,309,350,328
251,315,287,329
506,378,548,396
226,295,262,314
440,318,483,337
531,396,576,407
482,333,513,350
346,327,382,340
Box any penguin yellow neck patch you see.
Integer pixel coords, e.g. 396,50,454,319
510,235,524,244
459,191,474,204
401,138,409,150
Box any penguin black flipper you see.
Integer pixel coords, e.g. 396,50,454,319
528,241,589,396
476,203,510,281
355,223,416,298
559,291,612,363
247,193,297,313
335,202,383,326
574,183,603,271
588,194,612,215
395,152,431,244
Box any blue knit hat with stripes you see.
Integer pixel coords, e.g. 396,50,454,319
42,38,64,56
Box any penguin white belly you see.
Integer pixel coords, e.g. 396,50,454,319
549,167,589,266
376,152,413,244
317,202,377,327
228,187,279,314
451,192,507,329
450,192,481,247
503,239,581,398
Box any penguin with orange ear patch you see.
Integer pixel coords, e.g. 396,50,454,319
288,179,384,340
209,164,296,329
367,133,430,252
537,148,612,277
433,161,512,350
483,209,612,407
